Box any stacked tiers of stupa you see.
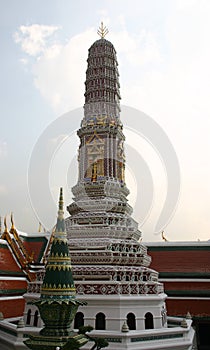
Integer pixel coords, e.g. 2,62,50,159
65,32,163,297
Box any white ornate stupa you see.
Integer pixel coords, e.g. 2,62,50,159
64,23,196,350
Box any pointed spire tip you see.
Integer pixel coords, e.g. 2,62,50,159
59,187,64,211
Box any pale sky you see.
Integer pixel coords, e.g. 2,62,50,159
1,0,210,241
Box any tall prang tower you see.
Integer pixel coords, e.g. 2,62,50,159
66,23,142,244
65,20,164,325
65,24,195,349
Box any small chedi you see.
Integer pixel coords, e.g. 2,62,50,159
24,188,88,350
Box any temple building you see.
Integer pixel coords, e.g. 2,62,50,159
0,216,48,319
0,24,202,349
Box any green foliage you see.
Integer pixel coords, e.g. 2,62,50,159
78,325,108,350
90,338,109,350
62,337,81,350
78,325,94,334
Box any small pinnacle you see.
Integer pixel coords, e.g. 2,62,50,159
186,312,192,319
121,320,129,332
181,318,188,328
17,318,25,328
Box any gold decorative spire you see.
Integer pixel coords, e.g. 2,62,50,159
97,22,109,39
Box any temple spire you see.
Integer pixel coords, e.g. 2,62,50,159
25,188,87,347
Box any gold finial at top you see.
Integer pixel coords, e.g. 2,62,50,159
97,22,109,39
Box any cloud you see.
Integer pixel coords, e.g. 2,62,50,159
19,58,28,65
32,27,96,114
14,24,60,57
111,29,163,66
47,134,69,154
0,185,7,195
14,23,162,115
0,141,8,159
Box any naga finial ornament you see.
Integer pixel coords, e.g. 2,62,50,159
4,216,8,233
11,212,15,230
97,22,109,39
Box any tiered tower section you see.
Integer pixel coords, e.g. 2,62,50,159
65,32,164,301
66,36,140,241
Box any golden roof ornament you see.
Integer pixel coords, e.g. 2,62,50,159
38,222,42,233
161,230,168,242
4,216,8,233
1,216,9,239
97,22,109,39
11,212,15,230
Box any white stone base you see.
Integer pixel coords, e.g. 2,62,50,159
82,323,195,350
76,293,168,331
